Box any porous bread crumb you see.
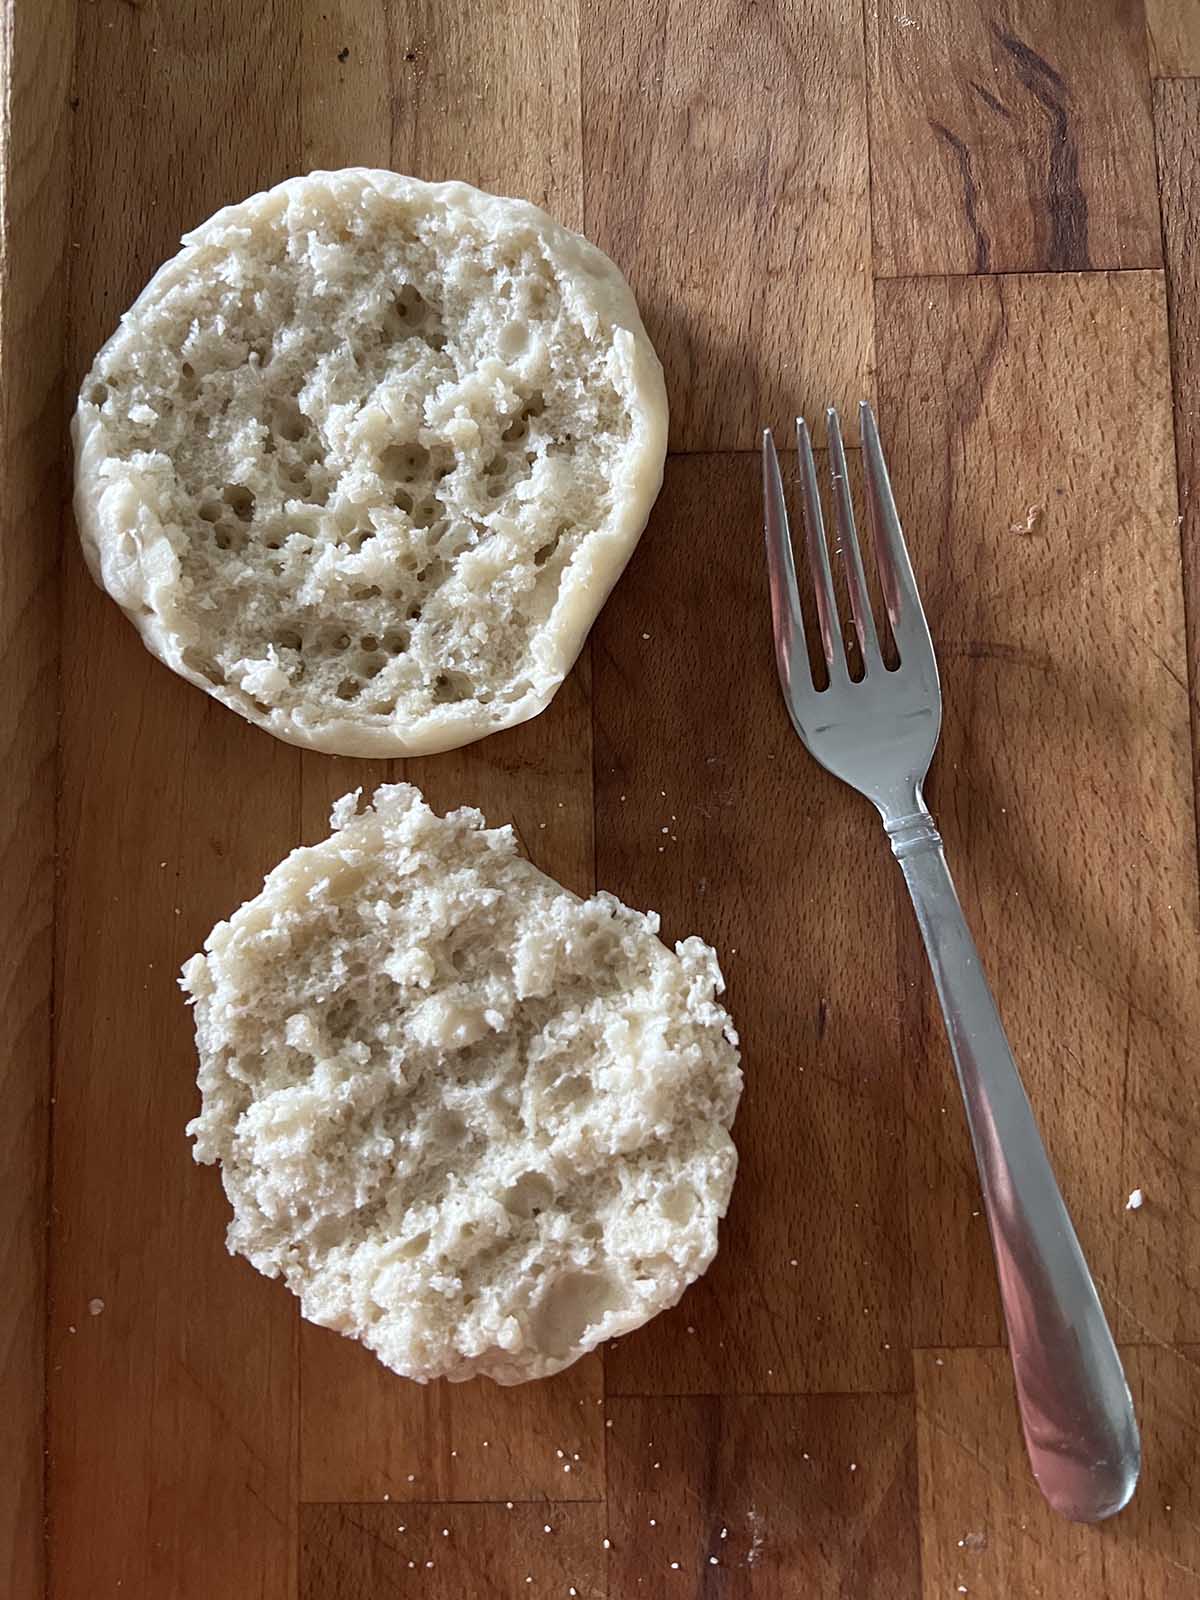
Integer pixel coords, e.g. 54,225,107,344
74,169,667,757
183,782,741,1384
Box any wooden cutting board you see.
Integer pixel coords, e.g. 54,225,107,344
5,2,1199,1596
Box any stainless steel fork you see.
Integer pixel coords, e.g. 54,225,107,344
762,402,1140,1523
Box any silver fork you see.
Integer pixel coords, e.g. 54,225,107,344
763,403,1140,1523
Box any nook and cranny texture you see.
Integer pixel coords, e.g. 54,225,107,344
182,785,743,1384
73,169,667,755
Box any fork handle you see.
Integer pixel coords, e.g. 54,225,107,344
886,808,1140,1523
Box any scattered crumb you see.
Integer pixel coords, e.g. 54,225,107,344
544,1524,553,1534
642,632,651,639
670,1561,680,1570
720,1527,728,1539
88,1298,105,1316
747,1507,764,1565
850,1462,857,1473
1009,503,1044,535
603,1538,611,1549
709,1555,719,1565
1126,1188,1144,1210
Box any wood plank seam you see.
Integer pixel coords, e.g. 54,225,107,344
875,266,1174,284
1151,82,1200,881
47,10,84,1597
0,3,73,1597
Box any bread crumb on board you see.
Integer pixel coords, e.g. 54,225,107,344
1009,503,1044,534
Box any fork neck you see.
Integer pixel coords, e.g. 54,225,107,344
883,806,944,861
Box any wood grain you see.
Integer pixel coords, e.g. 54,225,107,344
0,5,72,1596
867,0,1162,276
50,5,303,1597
300,1501,607,1599
873,272,1192,1353
301,1327,605,1504
915,1347,1200,1598
303,0,582,226
607,1395,919,1595
583,0,873,450
51,603,302,1600
595,455,912,1399
1155,76,1200,919
1141,83,1200,1352
1146,0,1200,76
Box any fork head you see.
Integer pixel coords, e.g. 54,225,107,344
762,402,941,823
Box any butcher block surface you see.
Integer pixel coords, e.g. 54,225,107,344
4,2,1200,1596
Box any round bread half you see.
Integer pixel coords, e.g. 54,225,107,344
182,784,742,1385
73,170,667,756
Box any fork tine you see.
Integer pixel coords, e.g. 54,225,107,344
795,416,841,675
827,407,883,673
860,401,931,662
762,428,808,692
